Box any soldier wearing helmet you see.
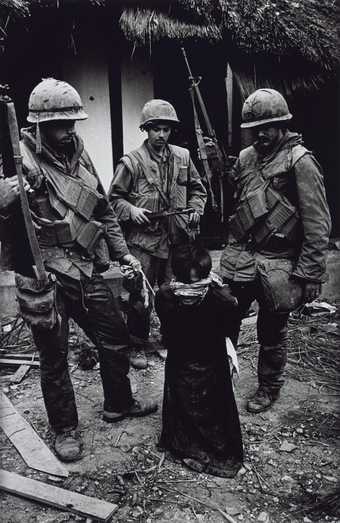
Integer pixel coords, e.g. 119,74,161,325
109,99,207,369
219,88,331,413
0,78,158,462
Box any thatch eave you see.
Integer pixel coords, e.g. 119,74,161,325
119,7,221,47
119,1,339,75
0,0,29,17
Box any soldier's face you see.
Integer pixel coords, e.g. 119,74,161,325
147,123,171,151
253,125,283,154
41,120,76,149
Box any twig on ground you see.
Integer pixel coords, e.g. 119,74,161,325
159,484,238,523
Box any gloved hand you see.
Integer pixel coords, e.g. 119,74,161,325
119,253,141,272
0,176,28,210
303,281,321,303
130,205,151,225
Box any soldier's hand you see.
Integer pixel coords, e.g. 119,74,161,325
189,210,200,227
304,281,321,303
119,253,141,272
130,206,151,225
0,176,23,209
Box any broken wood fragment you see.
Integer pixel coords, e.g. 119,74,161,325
0,470,117,522
0,392,68,477
10,364,30,384
0,358,39,367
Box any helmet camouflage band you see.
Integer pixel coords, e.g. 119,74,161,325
27,78,88,123
140,99,180,128
241,88,292,129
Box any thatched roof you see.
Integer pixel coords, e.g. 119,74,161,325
119,1,339,74
0,0,29,17
1,0,339,91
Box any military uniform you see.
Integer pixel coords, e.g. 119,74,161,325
219,89,331,411
1,126,136,433
109,140,207,340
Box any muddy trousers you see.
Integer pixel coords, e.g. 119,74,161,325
228,281,289,395
31,273,133,433
127,246,172,341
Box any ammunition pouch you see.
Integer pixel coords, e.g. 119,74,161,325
34,210,104,255
15,272,59,330
252,188,299,245
229,184,299,246
46,170,100,221
229,186,269,241
257,258,303,313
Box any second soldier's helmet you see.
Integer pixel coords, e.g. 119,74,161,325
140,99,180,129
27,78,88,123
241,88,292,129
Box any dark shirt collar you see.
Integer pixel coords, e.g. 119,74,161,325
145,140,171,163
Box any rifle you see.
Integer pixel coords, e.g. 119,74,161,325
148,207,195,220
0,86,58,330
181,47,231,223
0,85,48,284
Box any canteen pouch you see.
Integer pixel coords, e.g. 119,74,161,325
257,258,303,313
15,272,59,330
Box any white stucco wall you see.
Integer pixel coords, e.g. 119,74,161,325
63,43,114,191
121,48,154,153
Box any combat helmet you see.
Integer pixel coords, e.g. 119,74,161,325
241,88,292,128
140,99,180,129
27,78,88,124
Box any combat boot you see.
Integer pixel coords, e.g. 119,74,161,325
247,387,279,413
54,429,82,462
103,398,158,423
129,349,148,369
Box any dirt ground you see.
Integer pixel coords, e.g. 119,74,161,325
0,282,339,522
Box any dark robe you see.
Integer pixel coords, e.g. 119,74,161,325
155,283,243,478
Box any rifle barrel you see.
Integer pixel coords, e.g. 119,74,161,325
181,47,194,80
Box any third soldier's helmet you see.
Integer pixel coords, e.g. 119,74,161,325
27,78,88,123
241,88,292,128
140,99,180,129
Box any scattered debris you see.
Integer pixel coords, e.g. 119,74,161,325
302,301,337,316
279,441,297,453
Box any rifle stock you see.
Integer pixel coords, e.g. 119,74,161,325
0,87,48,283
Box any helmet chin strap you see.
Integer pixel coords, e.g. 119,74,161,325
35,115,42,155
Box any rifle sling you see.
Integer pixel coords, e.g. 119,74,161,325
6,102,48,284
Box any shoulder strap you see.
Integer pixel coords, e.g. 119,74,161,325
291,144,310,167
124,147,170,208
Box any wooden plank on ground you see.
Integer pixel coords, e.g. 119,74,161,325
0,358,39,367
0,470,117,522
0,353,39,360
0,392,68,478
10,364,30,384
